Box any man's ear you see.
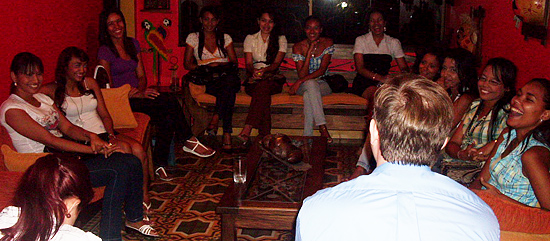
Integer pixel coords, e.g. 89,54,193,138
441,137,449,150
369,119,378,146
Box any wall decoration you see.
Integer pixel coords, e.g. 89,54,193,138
144,0,169,10
513,0,550,45
456,6,485,60
142,19,171,85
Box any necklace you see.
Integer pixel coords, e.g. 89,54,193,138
68,95,84,127
463,112,489,146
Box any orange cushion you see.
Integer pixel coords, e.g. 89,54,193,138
472,189,550,234
101,84,138,129
1,145,49,172
188,82,367,106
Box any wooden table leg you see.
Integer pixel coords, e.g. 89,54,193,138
220,213,237,241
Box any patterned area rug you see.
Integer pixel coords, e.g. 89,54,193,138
79,142,361,240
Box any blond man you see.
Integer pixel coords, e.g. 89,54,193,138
296,74,499,241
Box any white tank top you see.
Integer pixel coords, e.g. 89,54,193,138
62,93,106,135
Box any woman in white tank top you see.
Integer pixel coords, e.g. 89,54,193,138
40,47,154,216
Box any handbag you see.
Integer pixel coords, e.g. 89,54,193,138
185,63,239,85
322,74,349,93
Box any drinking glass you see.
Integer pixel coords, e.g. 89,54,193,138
233,156,247,183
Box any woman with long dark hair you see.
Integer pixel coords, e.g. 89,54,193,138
41,46,153,215
443,57,516,185
438,48,479,128
236,10,287,145
183,6,240,150
472,78,550,210
0,154,97,241
0,52,157,240
98,9,215,177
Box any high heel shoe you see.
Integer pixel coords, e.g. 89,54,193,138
319,125,333,144
236,134,250,148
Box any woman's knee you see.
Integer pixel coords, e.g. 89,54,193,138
302,79,320,92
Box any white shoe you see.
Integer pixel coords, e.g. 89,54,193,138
183,138,216,158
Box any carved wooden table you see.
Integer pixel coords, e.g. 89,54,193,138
216,136,326,241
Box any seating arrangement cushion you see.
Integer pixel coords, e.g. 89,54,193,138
188,82,367,106
1,145,48,172
472,189,550,240
101,84,138,129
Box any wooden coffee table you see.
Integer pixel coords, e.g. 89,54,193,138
216,136,326,241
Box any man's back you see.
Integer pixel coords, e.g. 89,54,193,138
296,163,499,241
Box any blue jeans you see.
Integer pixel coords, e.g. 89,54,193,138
85,152,144,241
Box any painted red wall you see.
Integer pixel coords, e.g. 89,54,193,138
449,1,550,88
0,0,103,102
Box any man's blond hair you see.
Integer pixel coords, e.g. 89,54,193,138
373,74,453,165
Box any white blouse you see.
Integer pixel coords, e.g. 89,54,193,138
186,32,233,66
243,31,287,69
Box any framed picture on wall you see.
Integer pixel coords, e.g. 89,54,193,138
144,0,169,10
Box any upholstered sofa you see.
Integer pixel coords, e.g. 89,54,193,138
0,84,152,209
472,189,550,240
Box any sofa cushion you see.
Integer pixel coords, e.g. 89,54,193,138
101,84,138,129
189,82,367,106
1,145,48,172
472,189,550,234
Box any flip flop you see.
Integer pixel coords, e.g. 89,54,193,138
155,167,174,182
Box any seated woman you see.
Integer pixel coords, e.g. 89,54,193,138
98,9,215,174
350,10,409,114
471,78,550,210
0,52,157,240
236,10,287,144
41,47,153,215
443,57,517,185
0,154,99,241
290,16,334,143
183,6,241,151
438,48,479,128
413,46,444,81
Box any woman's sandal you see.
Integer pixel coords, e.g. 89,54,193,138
183,139,216,158
125,223,160,238
155,167,174,182
319,125,334,144
236,134,250,146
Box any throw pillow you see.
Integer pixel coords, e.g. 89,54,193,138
1,145,48,172
101,84,138,129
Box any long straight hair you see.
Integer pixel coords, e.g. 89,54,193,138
0,154,94,241
197,6,227,60
259,10,281,65
53,47,95,113
98,9,139,62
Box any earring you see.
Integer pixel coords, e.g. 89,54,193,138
383,27,387,32
13,82,17,86
66,213,71,218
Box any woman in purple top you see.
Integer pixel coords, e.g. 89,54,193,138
98,9,215,179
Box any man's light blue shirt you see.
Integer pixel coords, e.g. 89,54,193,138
296,162,499,241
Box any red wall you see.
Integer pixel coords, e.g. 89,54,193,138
0,0,103,102
449,1,550,88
